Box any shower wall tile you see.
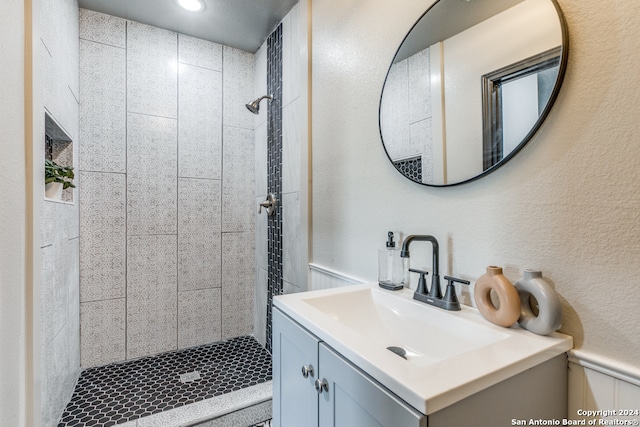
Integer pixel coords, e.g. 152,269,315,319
79,171,126,302
42,0,80,129
222,126,255,232
178,178,222,291
78,13,259,366
265,23,283,352
61,237,79,333
282,4,301,107
127,21,177,118
67,241,81,371
40,0,81,422
253,43,268,128
79,39,126,173
253,267,268,346
178,235,222,291
408,48,431,123
41,199,79,247
41,40,53,118
178,64,222,179
178,288,222,349
40,244,67,341
64,2,80,104
221,232,255,339
54,239,80,370
46,71,79,143
178,178,221,233
410,119,434,183
284,280,301,295
255,121,268,197
41,310,79,427
410,118,432,156
255,197,268,270
80,298,126,367
223,46,255,130
282,192,301,287
40,0,53,55
79,8,126,48
127,235,178,359
282,100,301,193
178,34,222,71
379,58,410,159
40,216,80,427
127,113,177,235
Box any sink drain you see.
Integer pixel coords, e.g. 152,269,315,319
386,346,407,360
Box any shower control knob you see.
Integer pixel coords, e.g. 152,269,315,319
314,378,329,394
258,193,277,216
301,364,314,378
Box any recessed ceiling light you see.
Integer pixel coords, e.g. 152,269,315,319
177,0,203,12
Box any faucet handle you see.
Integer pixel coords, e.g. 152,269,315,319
409,268,429,295
444,276,470,286
442,276,470,310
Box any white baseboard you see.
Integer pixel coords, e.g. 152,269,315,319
569,350,640,387
308,263,367,290
568,350,640,420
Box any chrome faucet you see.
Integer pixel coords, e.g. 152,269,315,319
400,234,469,311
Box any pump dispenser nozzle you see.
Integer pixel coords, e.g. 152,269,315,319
386,231,395,248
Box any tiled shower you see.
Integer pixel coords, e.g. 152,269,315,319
78,9,256,368
40,0,307,425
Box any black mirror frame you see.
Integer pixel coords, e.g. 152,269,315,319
378,0,569,187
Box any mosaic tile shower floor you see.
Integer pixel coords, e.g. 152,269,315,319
58,336,272,427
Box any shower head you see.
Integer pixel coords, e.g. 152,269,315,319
246,95,273,115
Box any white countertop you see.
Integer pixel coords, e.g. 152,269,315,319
274,283,573,415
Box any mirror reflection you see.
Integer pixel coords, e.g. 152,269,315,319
379,0,567,186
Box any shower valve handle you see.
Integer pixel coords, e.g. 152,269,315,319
258,193,277,216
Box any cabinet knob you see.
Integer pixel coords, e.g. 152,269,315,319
314,378,329,394
301,364,314,378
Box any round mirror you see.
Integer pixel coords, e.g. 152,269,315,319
379,0,568,186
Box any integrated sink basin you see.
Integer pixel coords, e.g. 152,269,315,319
274,283,573,415
303,287,509,367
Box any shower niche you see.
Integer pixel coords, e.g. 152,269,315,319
44,112,75,203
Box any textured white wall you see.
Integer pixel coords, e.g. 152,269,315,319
0,1,27,425
311,0,640,366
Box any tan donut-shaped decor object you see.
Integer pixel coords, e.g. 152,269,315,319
474,266,521,327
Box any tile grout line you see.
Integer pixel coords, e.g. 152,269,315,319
220,46,225,341
124,17,129,363
176,31,180,352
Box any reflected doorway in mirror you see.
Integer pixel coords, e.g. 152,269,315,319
481,46,561,171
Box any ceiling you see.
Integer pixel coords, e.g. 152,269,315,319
394,0,526,62
78,0,298,52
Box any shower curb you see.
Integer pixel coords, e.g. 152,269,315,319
133,381,272,427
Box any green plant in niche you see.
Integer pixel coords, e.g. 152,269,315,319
45,159,75,189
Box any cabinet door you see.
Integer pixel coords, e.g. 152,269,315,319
272,308,320,427
318,344,426,427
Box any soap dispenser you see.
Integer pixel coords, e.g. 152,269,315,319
379,232,404,290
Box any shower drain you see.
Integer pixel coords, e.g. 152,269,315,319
179,371,202,383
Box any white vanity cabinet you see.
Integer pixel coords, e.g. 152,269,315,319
273,308,426,427
272,306,319,427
